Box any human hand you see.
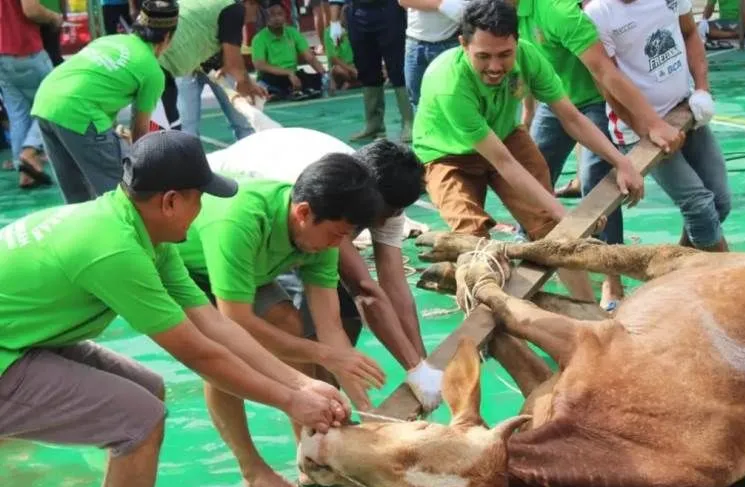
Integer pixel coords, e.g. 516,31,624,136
236,78,269,104
405,360,443,413
289,73,302,91
288,381,350,433
647,119,685,154
615,161,644,208
688,89,715,129
325,347,385,392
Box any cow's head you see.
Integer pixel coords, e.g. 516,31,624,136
297,338,530,487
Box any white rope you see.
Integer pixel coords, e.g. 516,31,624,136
354,410,407,423
479,350,521,395
459,238,510,316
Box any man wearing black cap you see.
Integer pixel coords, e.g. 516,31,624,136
0,130,349,487
31,0,180,204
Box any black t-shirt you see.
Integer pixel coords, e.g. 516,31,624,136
201,2,247,71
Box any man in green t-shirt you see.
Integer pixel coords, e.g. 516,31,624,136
0,130,348,487
251,0,328,100
700,0,743,46
514,0,686,311
176,154,388,486
324,5,357,94
31,0,178,204
413,0,646,301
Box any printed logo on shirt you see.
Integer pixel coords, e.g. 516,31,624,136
532,26,546,44
612,21,637,36
665,0,678,11
644,28,683,81
80,42,131,72
0,206,77,250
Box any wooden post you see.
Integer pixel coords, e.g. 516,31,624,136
370,103,694,421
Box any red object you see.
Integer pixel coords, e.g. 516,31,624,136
60,13,92,56
0,0,43,56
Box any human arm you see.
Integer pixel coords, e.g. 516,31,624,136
293,28,325,74
680,10,715,128
703,0,715,19
130,110,152,143
300,49,327,75
338,237,421,370
217,3,268,101
305,283,386,411
522,94,536,129
21,0,63,26
549,97,644,206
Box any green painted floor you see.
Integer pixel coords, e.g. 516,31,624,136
1,48,745,486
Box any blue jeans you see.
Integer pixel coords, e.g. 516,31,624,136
530,101,623,245
0,51,53,168
404,36,459,109
175,71,254,140
618,125,730,248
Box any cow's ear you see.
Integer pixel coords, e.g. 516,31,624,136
443,338,485,427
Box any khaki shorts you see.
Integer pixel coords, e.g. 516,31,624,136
0,341,165,457
424,126,557,239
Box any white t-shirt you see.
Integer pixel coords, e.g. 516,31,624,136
584,0,693,146
207,127,406,248
406,8,460,43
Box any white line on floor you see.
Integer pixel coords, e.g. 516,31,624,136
199,135,230,148
706,48,737,58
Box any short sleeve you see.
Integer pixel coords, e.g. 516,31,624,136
523,44,566,104
583,0,616,57
200,219,261,303
677,0,693,14
134,60,165,114
298,248,340,288
75,250,187,335
155,244,210,309
544,4,600,57
434,92,490,146
217,2,246,46
251,31,268,62
370,214,405,248
292,27,310,53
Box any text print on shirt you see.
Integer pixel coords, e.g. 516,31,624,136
0,207,77,250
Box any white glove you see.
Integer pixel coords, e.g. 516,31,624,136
329,21,344,45
697,20,709,42
406,360,444,413
689,89,715,129
438,0,465,22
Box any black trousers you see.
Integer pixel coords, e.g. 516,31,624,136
260,70,323,96
347,0,406,87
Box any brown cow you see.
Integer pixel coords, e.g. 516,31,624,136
298,238,745,487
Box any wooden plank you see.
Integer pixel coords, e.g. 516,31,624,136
740,0,745,50
371,103,694,421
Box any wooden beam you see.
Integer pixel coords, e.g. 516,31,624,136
371,305,497,421
371,103,693,421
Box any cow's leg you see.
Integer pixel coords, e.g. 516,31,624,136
488,333,553,398
499,238,715,282
456,258,606,368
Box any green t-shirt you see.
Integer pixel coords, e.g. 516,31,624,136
251,26,309,74
412,42,565,164
31,34,165,135
324,30,354,66
713,0,741,21
517,0,603,107
0,188,209,374
177,179,340,304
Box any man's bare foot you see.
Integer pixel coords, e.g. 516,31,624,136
554,177,581,199
244,466,295,487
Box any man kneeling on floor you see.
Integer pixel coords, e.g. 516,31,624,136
0,131,349,487
178,152,419,486
208,128,441,413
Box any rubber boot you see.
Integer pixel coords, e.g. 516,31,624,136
350,86,386,141
393,86,414,144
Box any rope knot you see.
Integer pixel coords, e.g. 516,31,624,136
455,238,512,315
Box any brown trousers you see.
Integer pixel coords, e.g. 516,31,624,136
425,127,556,239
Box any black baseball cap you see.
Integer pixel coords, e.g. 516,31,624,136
123,130,238,198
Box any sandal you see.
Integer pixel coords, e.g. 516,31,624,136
18,158,53,186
